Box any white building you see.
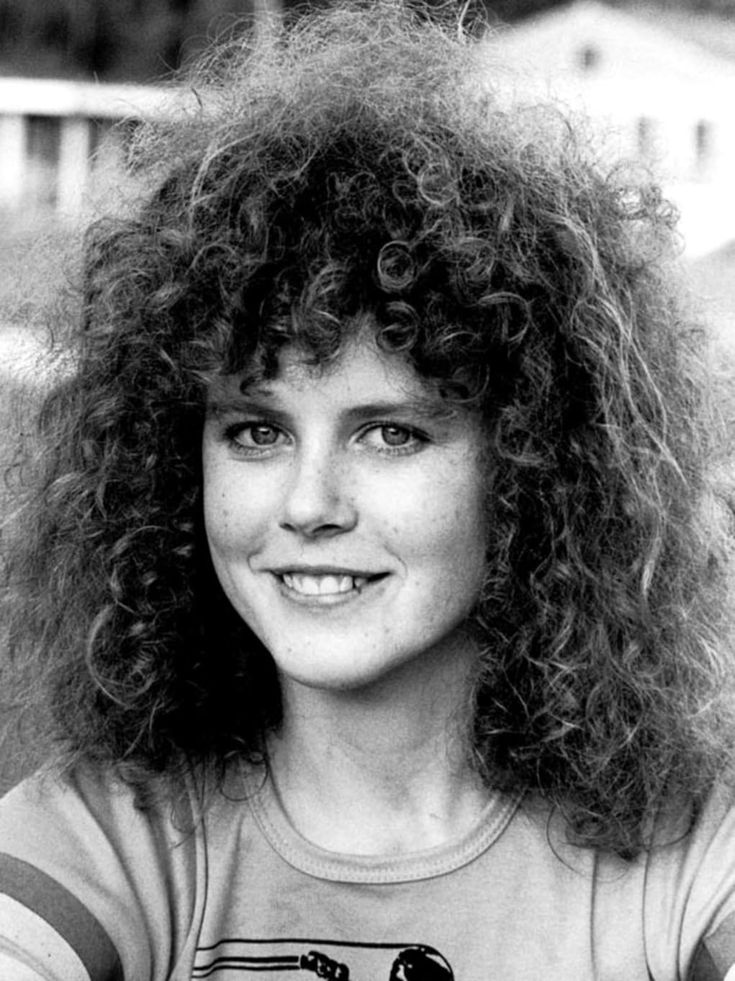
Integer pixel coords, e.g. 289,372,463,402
2,2,735,255
0,2,286,225
486,1,735,256
0,77,175,220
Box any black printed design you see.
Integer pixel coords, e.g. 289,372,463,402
388,946,453,979
193,938,454,979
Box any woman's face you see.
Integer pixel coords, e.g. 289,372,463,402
202,334,488,694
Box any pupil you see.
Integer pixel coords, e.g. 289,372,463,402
383,426,408,446
252,425,277,445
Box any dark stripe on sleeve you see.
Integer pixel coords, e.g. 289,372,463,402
688,942,722,981
699,909,735,980
0,853,124,981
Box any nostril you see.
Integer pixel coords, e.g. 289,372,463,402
280,461,357,536
280,517,353,538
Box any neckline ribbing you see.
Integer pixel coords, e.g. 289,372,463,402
243,768,522,884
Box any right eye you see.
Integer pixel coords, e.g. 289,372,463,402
226,423,287,451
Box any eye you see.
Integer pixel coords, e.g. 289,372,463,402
360,423,426,454
226,422,285,449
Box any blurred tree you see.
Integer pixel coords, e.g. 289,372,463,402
276,0,562,24
0,0,188,79
1,0,732,82
0,0,567,80
485,0,567,19
174,0,290,69
0,0,262,80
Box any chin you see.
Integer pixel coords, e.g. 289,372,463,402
271,640,429,696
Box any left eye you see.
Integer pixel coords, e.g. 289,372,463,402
361,424,422,451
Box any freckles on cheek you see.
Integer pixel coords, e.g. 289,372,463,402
204,492,234,553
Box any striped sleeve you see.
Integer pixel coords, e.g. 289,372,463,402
0,767,203,981
0,950,62,981
694,911,735,981
0,855,122,981
0,893,89,980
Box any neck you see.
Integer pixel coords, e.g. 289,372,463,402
268,636,489,855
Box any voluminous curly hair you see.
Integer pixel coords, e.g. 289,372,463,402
3,0,734,856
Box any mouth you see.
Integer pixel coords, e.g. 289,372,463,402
272,569,387,600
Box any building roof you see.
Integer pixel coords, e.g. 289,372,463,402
633,3,735,63
484,1,735,260
0,76,175,119
489,0,735,94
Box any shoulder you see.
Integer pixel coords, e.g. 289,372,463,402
0,763,190,863
2,761,143,818
0,763,204,980
643,781,735,980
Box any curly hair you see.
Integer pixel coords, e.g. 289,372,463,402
3,0,734,856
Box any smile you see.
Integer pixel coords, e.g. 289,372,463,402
272,568,388,606
281,572,368,596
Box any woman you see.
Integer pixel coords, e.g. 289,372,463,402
1,2,734,978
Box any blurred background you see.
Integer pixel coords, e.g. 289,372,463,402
2,0,735,786
1,0,734,337
0,0,734,342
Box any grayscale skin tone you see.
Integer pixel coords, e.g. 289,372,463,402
202,331,491,855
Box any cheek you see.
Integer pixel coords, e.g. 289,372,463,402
202,474,230,555
437,500,486,585
394,468,486,579
202,463,260,560
202,473,264,619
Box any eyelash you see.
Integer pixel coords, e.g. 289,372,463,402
223,422,286,455
221,421,428,457
359,423,427,455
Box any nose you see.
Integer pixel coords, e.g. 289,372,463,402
279,442,357,538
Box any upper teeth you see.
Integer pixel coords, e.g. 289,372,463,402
282,573,368,595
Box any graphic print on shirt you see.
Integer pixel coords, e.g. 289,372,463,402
192,938,454,979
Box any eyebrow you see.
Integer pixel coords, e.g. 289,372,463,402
206,394,457,422
343,400,457,422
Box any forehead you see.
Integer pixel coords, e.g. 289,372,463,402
208,336,449,411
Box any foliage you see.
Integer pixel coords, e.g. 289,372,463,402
0,0,567,82
0,0,260,81
0,0,732,83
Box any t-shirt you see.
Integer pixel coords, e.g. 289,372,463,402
0,764,735,980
